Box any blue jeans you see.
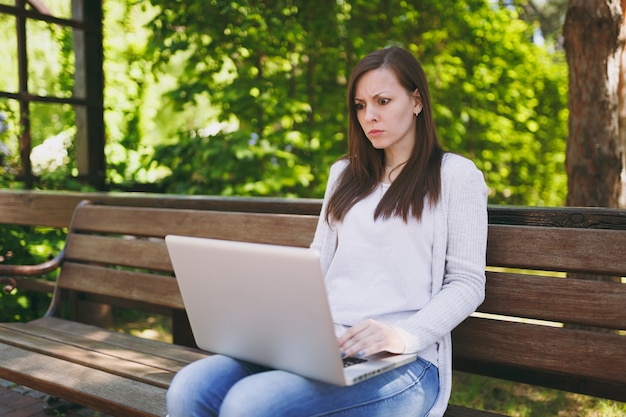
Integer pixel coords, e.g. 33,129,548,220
166,354,439,417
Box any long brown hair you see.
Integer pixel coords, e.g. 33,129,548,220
326,46,444,223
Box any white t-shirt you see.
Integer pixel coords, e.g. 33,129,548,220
325,182,438,364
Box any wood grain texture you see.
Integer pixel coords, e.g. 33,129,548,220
0,190,323,228
2,189,625,229
480,272,626,329
487,224,626,274
71,204,318,247
65,234,172,271
57,263,184,310
0,342,168,416
0,324,175,388
452,317,625,385
28,317,207,363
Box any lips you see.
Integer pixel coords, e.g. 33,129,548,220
368,129,384,137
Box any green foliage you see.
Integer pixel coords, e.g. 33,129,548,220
144,0,351,196
0,225,64,322
154,129,316,196
0,99,22,185
143,0,568,203
0,0,569,203
419,3,568,205
103,1,165,185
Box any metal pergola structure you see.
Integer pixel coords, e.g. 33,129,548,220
0,0,105,190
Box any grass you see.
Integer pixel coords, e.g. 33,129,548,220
110,307,173,342
451,371,626,416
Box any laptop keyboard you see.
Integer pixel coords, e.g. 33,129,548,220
342,356,368,368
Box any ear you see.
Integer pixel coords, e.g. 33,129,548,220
413,89,423,115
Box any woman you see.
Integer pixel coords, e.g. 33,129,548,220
167,46,487,417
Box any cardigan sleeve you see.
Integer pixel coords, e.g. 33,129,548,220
395,155,488,353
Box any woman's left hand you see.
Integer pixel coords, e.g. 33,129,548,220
338,319,405,359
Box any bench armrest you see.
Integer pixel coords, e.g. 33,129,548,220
0,250,64,292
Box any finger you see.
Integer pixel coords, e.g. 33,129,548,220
342,335,388,359
338,321,369,345
339,321,382,357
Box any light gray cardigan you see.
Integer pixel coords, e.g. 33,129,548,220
310,152,488,417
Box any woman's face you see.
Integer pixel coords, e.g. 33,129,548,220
354,68,422,156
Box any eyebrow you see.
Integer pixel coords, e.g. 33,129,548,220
354,91,392,101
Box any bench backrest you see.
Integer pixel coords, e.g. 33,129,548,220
454,222,626,402
51,201,626,402
50,201,318,316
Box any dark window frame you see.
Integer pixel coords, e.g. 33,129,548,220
0,0,105,189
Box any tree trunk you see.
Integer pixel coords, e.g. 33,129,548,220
619,0,626,208
563,0,625,207
563,2,624,330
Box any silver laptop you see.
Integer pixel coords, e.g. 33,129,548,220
165,235,417,386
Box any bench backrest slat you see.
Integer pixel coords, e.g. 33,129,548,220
65,235,173,272
487,224,626,275
58,263,184,310
72,205,317,247
480,272,626,329
453,317,626,385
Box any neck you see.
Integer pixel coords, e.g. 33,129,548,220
386,160,408,169
384,159,408,183
384,145,413,170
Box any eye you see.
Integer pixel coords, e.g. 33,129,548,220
378,98,390,105
354,102,365,110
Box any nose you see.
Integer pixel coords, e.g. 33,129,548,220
364,106,378,122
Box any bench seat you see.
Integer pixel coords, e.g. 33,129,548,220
0,317,187,416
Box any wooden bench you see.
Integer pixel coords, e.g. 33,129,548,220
0,196,624,417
